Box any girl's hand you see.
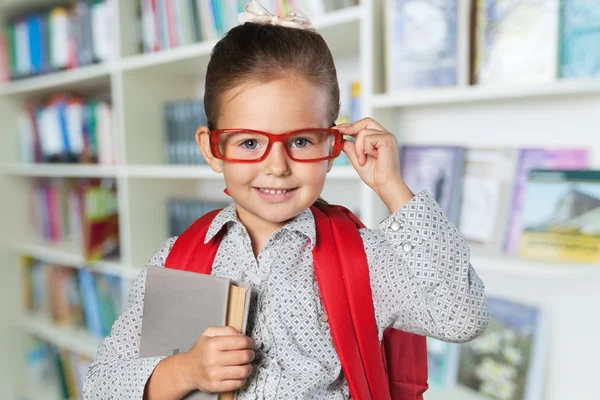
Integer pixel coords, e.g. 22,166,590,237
337,118,414,213
181,326,255,394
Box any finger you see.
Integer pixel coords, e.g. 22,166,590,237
336,118,387,136
342,140,361,170
354,129,383,165
203,326,241,337
219,364,253,381
362,134,393,159
214,335,256,351
220,349,255,366
214,379,247,392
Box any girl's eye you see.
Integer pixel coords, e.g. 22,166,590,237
291,138,312,148
241,139,259,149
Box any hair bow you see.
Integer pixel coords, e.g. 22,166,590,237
238,0,316,31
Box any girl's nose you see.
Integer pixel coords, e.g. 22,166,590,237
263,142,291,177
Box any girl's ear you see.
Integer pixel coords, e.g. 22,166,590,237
326,159,334,172
195,126,223,173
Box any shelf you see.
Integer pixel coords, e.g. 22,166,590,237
2,163,119,178
10,241,142,280
0,63,113,97
425,385,488,400
471,252,600,277
372,79,600,109
125,165,221,179
19,314,101,359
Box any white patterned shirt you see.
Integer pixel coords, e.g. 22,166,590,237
83,191,488,399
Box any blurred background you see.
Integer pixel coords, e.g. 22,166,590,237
0,0,598,399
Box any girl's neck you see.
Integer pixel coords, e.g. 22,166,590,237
235,205,287,257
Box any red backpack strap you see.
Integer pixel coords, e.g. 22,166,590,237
310,206,372,399
164,209,224,273
312,205,391,400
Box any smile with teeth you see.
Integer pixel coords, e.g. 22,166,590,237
257,188,295,194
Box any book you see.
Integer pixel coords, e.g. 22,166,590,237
139,266,252,400
426,337,460,389
399,145,465,223
503,148,589,254
458,148,518,254
474,0,559,85
386,0,463,90
457,296,549,400
519,169,600,263
559,0,600,78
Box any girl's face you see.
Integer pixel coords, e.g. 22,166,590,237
197,75,332,231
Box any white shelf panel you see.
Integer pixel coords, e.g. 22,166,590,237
373,79,600,108
19,314,101,359
125,165,221,179
424,385,488,400
10,241,141,279
472,252,600,277
0,63,113,97
2,163,119,178
119,41,216,73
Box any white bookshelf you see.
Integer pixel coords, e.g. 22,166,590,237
0,0,599,399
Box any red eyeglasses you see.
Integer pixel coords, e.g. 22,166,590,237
209,128,344,163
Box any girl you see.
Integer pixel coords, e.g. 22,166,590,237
83,2,488,399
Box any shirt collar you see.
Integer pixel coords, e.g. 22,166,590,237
204,203,316,246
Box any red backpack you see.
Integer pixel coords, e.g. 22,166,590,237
165,204,428,400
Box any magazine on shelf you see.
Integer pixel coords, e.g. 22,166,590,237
457,296,549,400
519,169,600,263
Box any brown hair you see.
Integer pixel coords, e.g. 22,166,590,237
204,22,340,129
204,22,339,210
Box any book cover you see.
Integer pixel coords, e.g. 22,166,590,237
504,148,589,254
520,169,600,262
140,266,252,400
386,0,459,90
474,0,559,85
457,296,549,400
399,145,465,223
458,148,518,253
559,0,600,78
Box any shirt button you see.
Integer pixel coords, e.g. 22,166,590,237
320,312,328,323
390,221,402,231
402,242,413,253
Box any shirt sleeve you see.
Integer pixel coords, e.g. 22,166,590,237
360,191,489,343
83,237,177,400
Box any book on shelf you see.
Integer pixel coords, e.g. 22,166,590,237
473,0,560,86
28,178,120,261
559,0,600,79
426,337,460,389
458,148,518,254
0,0,115,81
168,198,230,237
18,95,115,165
519,169,600,263
140,266,252,400
385,0,471,91
399,145,465,223
457,296,549,400
22,257,124,339
164,98,207,165
503,148,589,254
23,338,92,400
333,80,361,166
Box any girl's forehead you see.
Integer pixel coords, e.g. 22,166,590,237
218,77,331,131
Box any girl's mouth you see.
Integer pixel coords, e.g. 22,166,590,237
253,187,298,202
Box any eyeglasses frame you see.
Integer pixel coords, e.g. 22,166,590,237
209,128,345,163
